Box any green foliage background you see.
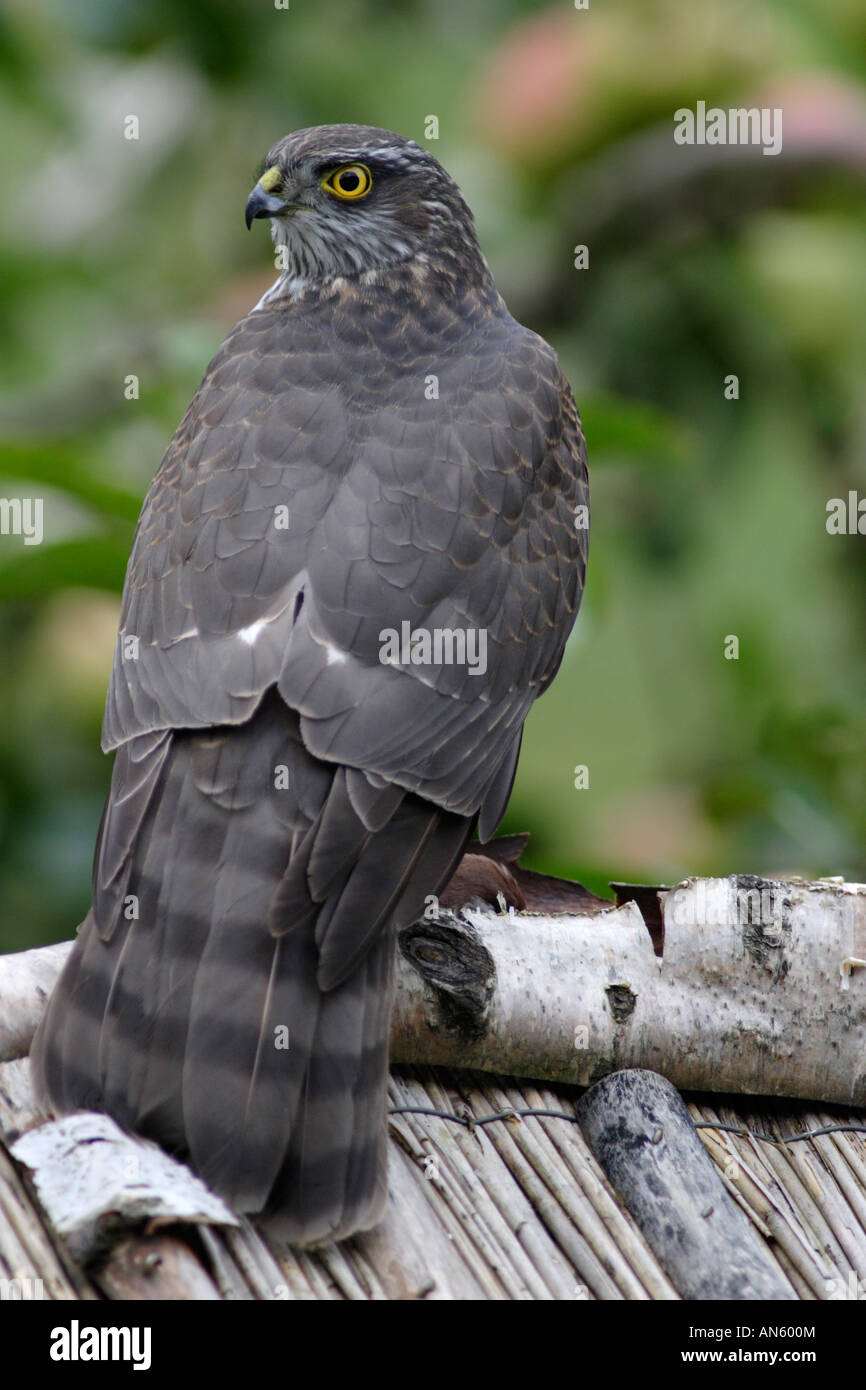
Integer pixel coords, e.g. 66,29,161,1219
1,0,865,949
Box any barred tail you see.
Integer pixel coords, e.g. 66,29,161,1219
31,689,472,1245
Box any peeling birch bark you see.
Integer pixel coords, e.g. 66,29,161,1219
0,941,73,1063
392,874,866,1106
3,874,866,1106
10,1113,239,1264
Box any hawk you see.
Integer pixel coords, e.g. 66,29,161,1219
32,125,589,1245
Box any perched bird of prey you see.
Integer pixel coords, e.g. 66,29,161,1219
32,125,589,1245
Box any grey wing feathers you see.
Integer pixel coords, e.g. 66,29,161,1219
103,288,587,821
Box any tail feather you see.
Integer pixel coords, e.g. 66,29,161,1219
31,687,475,1244
92,729,172,941
31,914,106,1116
315,800,442,989
99,743,209,1133
266,926,395,1244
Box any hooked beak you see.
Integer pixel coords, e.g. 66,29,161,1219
245,184,290,229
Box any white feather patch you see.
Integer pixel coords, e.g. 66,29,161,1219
238,619,267,646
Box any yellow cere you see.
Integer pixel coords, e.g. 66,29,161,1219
258,166,283,193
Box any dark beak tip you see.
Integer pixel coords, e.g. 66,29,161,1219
245,186,288,230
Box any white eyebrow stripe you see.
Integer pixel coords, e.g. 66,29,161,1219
314,145,424,168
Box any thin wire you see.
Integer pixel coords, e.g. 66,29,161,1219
387,1105,577,1129
693,1121,866,1146
387,1105,866,1145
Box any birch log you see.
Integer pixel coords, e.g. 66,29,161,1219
394,873,866,1105
3,874,866,1106
0,940,73,1063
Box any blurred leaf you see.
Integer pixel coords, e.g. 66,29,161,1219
579,392,692,465
0,533,131,598
0,443,143,521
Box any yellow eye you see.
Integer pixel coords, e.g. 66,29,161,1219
323,163,372,201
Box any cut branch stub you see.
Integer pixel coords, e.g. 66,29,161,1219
398,912,495,1041
577,1068,796,1301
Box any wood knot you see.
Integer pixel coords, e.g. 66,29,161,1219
399,914,496,1040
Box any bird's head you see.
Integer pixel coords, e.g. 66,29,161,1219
245,124,487,290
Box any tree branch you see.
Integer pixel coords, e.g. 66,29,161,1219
3,873,865,1107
